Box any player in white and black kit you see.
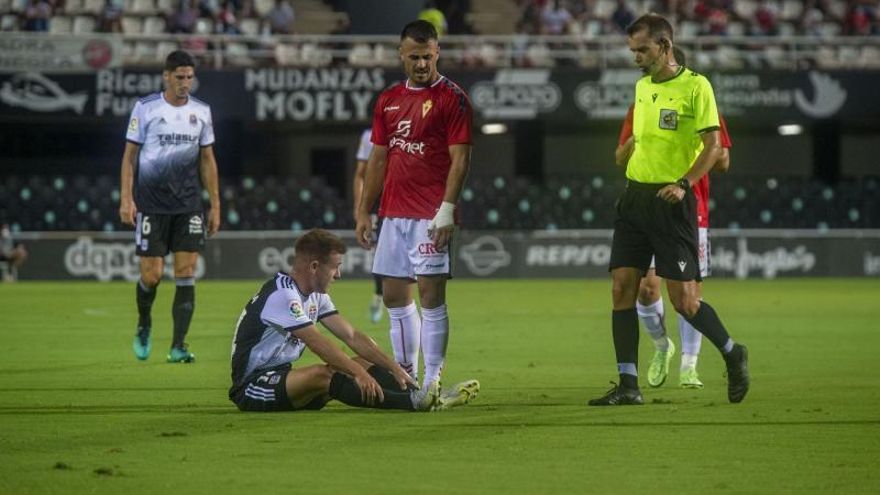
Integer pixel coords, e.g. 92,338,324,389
229,229,439,412
352,128,384,324
119,50,221,363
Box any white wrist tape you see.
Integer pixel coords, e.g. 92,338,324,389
430,201,455,230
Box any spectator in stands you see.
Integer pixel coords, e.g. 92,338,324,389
97,0,124,33
265,0,295,35
419,1,448,37
610,0,636,34
22,0,52,32
216,0,241,34
694,0,730,35
437,0,474,34
541,0,574,34
168,0,199,34
843,0,878,35
0,223,27,282
518,1,543,36
752,0,779,35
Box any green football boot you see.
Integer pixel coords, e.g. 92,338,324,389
647,338,675,388
679,367,704,389
132,326,152,361
167,343,196,363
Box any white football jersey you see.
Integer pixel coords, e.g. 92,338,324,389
125,93,215,214
356,128,373,162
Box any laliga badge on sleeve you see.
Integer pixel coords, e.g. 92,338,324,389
289,301,304,318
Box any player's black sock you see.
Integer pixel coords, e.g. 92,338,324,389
136,279,157,328
612,308,639,390
171,278,195,348
328,372,414,411
372,275,383,297
367,365,410,391
682,301,732,353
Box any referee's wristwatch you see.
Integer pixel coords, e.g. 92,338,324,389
676,178,690,191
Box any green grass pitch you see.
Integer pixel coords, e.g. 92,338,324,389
1,278,879,494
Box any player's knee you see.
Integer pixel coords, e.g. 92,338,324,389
637,285,659,305
141,272,162,287
672,297,700,319
611,281,637,309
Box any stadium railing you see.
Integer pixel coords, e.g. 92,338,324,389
3,32,880,70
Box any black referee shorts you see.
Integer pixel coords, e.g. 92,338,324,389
609,181,702,282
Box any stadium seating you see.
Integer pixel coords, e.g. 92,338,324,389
1,174,876,232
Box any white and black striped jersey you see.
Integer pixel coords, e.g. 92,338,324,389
125,92,215,214
229,272,338,395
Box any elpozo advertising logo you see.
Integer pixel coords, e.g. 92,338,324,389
574,69,641,119
470,69,561,119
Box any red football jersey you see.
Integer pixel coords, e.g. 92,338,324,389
371,76,473,220
618,105,731,228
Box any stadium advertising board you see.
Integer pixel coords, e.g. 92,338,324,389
0,68,874,123
245,67,385,121
0,34,122,73
15,230,880,281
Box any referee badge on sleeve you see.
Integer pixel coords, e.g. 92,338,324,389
659,109,678,130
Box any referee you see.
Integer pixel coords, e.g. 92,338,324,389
119,50,221,363
588,14,749,406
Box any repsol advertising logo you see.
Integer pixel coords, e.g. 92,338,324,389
712,238,816,279
258,244,374,275
246,68,384,121
470,69,560,119
64,237,204,281
574,69,641,119
712,71,846,118
94,69,165,116
526,244,611,266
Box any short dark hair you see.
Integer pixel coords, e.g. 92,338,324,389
626,14,674,44
164,50,196,72
673,46,687,66
400,19,438,42
294,229,347,264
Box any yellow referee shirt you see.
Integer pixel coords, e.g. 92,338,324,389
627,68,720,184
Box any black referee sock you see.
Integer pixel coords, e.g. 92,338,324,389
612,309,640,390
136,279,157,329
683,301,732,353
328,372,414,411
171,278,195,348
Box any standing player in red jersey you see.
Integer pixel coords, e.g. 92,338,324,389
354,20,479,409
614,47,732,390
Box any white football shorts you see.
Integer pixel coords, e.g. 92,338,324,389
372,217,453,279
650,227,710,277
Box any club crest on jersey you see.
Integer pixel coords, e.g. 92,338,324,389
289,301,304,318
189,114,197,126
308,303,317,320
659,109,678,130
188,215,204,234
422,100,433,117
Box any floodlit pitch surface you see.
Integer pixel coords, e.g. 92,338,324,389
1,279,878,494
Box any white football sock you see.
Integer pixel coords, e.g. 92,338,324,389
420,304,449,387
637,299,669,351
678,314,702,370
387,302,421,381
